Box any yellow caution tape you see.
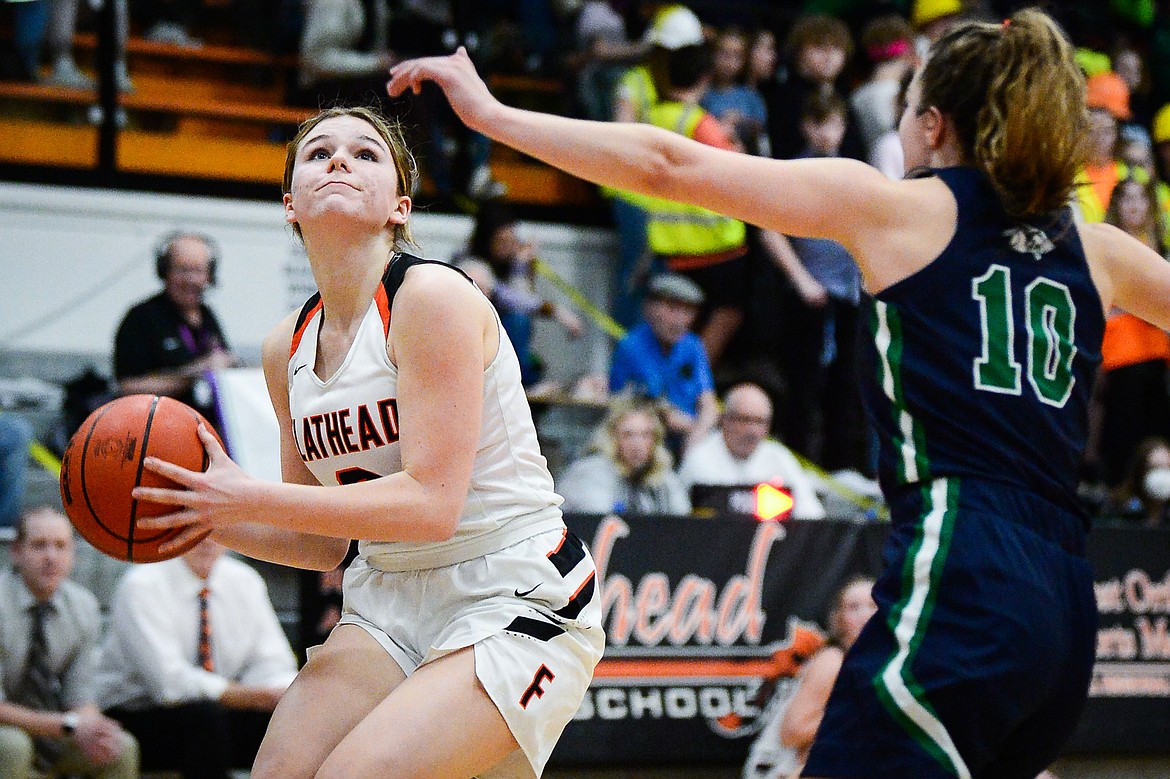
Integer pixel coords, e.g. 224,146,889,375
532,258,627,341
30,441,61,478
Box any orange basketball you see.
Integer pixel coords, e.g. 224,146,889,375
59,394,219,563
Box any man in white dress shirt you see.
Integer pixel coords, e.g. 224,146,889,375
95,538,297,779
677,382,826,520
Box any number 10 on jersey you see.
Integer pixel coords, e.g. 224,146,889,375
972,264,1077,408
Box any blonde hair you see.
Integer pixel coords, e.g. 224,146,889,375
917,9,1087,218
283,105,418,247
590,395,674,481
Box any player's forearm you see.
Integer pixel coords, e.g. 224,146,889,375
213,523,349,571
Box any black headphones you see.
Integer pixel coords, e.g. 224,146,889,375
154,231,220,285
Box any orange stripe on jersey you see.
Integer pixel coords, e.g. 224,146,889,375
289,298,323,359
374,281,392,336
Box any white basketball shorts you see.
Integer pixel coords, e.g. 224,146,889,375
337,526,605,777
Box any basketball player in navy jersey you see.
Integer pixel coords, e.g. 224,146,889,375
131,105,603,779
388,9,1170,778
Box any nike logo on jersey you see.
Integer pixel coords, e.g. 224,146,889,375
293,364,308,375
515,584,540,598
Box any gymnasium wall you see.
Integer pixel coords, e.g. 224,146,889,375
0,182,618,383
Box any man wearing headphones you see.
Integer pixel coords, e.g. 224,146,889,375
113,232,238,430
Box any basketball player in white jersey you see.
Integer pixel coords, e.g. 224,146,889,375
133,105,604,779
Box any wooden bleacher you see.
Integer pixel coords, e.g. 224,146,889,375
0,32,599,209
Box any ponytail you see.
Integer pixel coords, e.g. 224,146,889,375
918,9,1087,219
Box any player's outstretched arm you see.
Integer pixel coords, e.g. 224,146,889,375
386,49,897,251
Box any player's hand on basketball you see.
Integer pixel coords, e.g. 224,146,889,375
133,423,252,534
387,47,498,133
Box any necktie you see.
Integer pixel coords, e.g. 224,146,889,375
17,602,65,767
198,587,214,672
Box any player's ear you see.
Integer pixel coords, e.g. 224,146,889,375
921,106,948,150
387,195,411,228
283,192,297,226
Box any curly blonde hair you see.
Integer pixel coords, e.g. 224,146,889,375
917,9,1087,219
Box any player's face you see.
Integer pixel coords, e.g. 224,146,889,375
285,115,410,238
615,411,657,470
12,511,75,600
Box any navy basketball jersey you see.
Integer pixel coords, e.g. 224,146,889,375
860,167,1105,518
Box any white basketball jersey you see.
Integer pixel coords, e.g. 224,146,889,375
287,254,565,571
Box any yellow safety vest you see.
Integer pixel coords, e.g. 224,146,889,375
641,102,746,257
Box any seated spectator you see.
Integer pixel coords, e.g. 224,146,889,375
113,232,239,433
609,273,718,455
678,383,825,520
0,412,33,528
454,201,583,390
1108,436,1170,527
43,0,131,91
778,576,876,777
0,506,139,779
558,395,690,515
134,0,201,48
2,0,50,81
294,0,396,110
96,538,298,779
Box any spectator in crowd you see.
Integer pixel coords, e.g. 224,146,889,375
1097,174,1170,486
134,0,201,47
1109,436,1170,527
778,576,876,777
456,200,583,389
701,26,768,156
645,39,805,368
570,0,640,121
558,394,689,515
294,0,397,111
909,0,963,60
607,3,706,330
113,231,238,432
609,272,718,455
741,27,778,157
849,14,916,160
867,69,912,180
0,412,33,528
3,0,51,81
762,13,862,162
42,0,131,91
774,90,866,472
677,382,825,520
1076,72,1131,223
96,538,298,779
0,507,139,779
